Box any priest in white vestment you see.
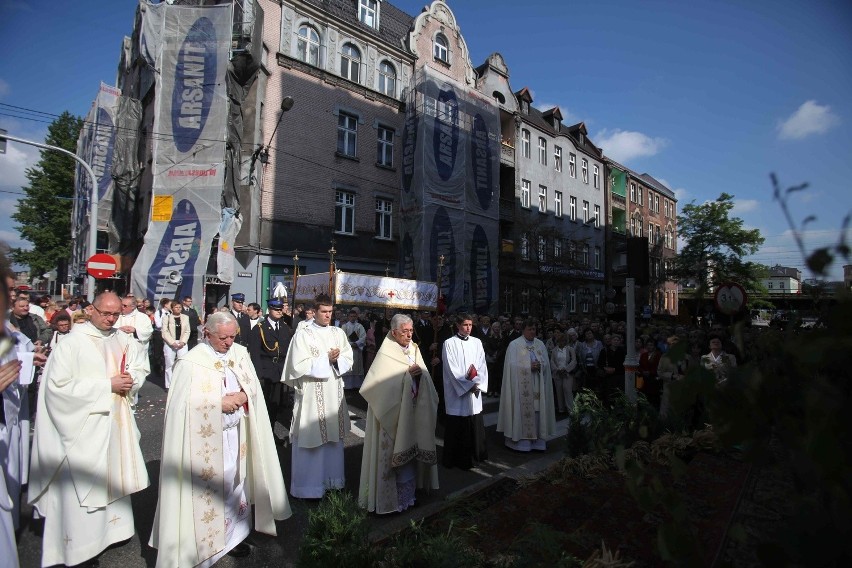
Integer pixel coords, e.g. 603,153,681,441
29,292,149,567
114,295,153,368
150,311,291,566
282,294,353,498
442,314,489,469
341,308,367,389
358,314,438,514
497,320,557,452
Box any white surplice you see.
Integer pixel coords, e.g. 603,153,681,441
282,322,353,498
29,322,149,568
150,342,291,567
442,335,488,417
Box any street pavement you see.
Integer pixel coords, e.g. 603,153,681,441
16,371,568,567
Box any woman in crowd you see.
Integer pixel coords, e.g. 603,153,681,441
47,312,72,350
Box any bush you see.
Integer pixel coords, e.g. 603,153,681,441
567,389,660,457
297,489,373,568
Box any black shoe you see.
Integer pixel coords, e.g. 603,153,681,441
227,543,251,558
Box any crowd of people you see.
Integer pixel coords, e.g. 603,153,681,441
0,256,748,566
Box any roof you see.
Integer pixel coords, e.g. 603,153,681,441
302,0,415,48
515,94,603,159
638,174,675,199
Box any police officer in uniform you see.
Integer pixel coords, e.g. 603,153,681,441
229,293,252,347
248,298,293,427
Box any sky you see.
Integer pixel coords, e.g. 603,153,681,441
1,0,850,281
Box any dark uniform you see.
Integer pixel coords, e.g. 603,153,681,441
229,293,252,347
248,298,293,424
415,314,453,423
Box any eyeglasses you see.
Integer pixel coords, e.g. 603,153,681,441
92,306,121,318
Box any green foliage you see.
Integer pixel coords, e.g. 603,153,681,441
503,521,583,568
379,519,485,568
567,389,660,457
671,192,766,295
297,489,374,568
10,111,83,277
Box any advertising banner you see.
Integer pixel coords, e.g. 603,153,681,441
131,3,231,302
398,68,500,313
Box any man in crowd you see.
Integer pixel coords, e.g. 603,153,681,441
341,307,367,389
498,319,556,452
114,295,153,371
29,292,149,567
359,314,439,514
150,312,291,565
282,294,353,498
249,298,293,428
416,312,452,422
8,292,52,345
229,293,252,346
296,303,316,331
442,313,489,469
181,295,201,349
245,302,262,329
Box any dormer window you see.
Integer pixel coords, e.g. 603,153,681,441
521,100,529,114
434,33,449,63
359,0,378,28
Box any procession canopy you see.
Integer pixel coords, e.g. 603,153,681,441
293,272,438,311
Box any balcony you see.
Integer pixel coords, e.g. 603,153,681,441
611,193,626,208
500,142,514,167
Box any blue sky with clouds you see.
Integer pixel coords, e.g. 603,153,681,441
1,0,850,280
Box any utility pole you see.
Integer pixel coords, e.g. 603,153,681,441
0,132,99,301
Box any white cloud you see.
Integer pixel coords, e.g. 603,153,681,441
777,100,840,140
594,129,667,163
732,199,760,214
0,143,38,189
0,229,26,249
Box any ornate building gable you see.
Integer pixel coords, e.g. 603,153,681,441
406,1,476,86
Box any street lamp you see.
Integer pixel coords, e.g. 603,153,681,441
259,96,294,165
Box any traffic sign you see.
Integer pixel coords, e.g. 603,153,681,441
87,253,117,279
714,282,747,315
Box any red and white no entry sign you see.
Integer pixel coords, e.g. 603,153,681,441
86,253,117,279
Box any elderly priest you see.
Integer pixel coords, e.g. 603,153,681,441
358,313,439,514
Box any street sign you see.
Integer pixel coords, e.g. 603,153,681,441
86,253,117,279
714,282,747,315
642,304,652,319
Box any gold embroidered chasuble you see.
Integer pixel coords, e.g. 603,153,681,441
497,336,557,441
150,343,291,567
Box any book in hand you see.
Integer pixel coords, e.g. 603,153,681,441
467,364,478,380
348,331,359,342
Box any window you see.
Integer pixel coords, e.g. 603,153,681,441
538,236,546,260
554,191,563,217
594,204,600,228
583,200,589,223
654,194,659,213
630,217,636,236
434,33,449,63
630,182,636,202
568,241,577,261
376,125,393,167
378,61,396,96
569,288,577,313
375,198,392,239
538,185,547,213
594,290,601,309
520,287,530,314
638,187,643,205
538,137,547,165
337,112,357,157
335,191,355,234
637,218,643,237
593,164,599,188
569,153,576,177
503,285,513,315
582,244,590,266
648,222,654,240
582,159,588,183
594,246,601,270
521,129,530,158
554,237,563,259
521,179,531,208
520,233,530,260
569,196,577,221
297,25,320,66
582,288,591,313
358,0,378,28
340,43,361,82
554,146,562,172
664,199,669,217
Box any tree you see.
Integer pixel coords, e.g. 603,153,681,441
11,111,83,279
671,192,765,296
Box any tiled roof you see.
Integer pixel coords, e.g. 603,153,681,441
516,98,603,160
638,173,675,199
302,0,414,48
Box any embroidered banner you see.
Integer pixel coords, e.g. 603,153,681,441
293,272,437,310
